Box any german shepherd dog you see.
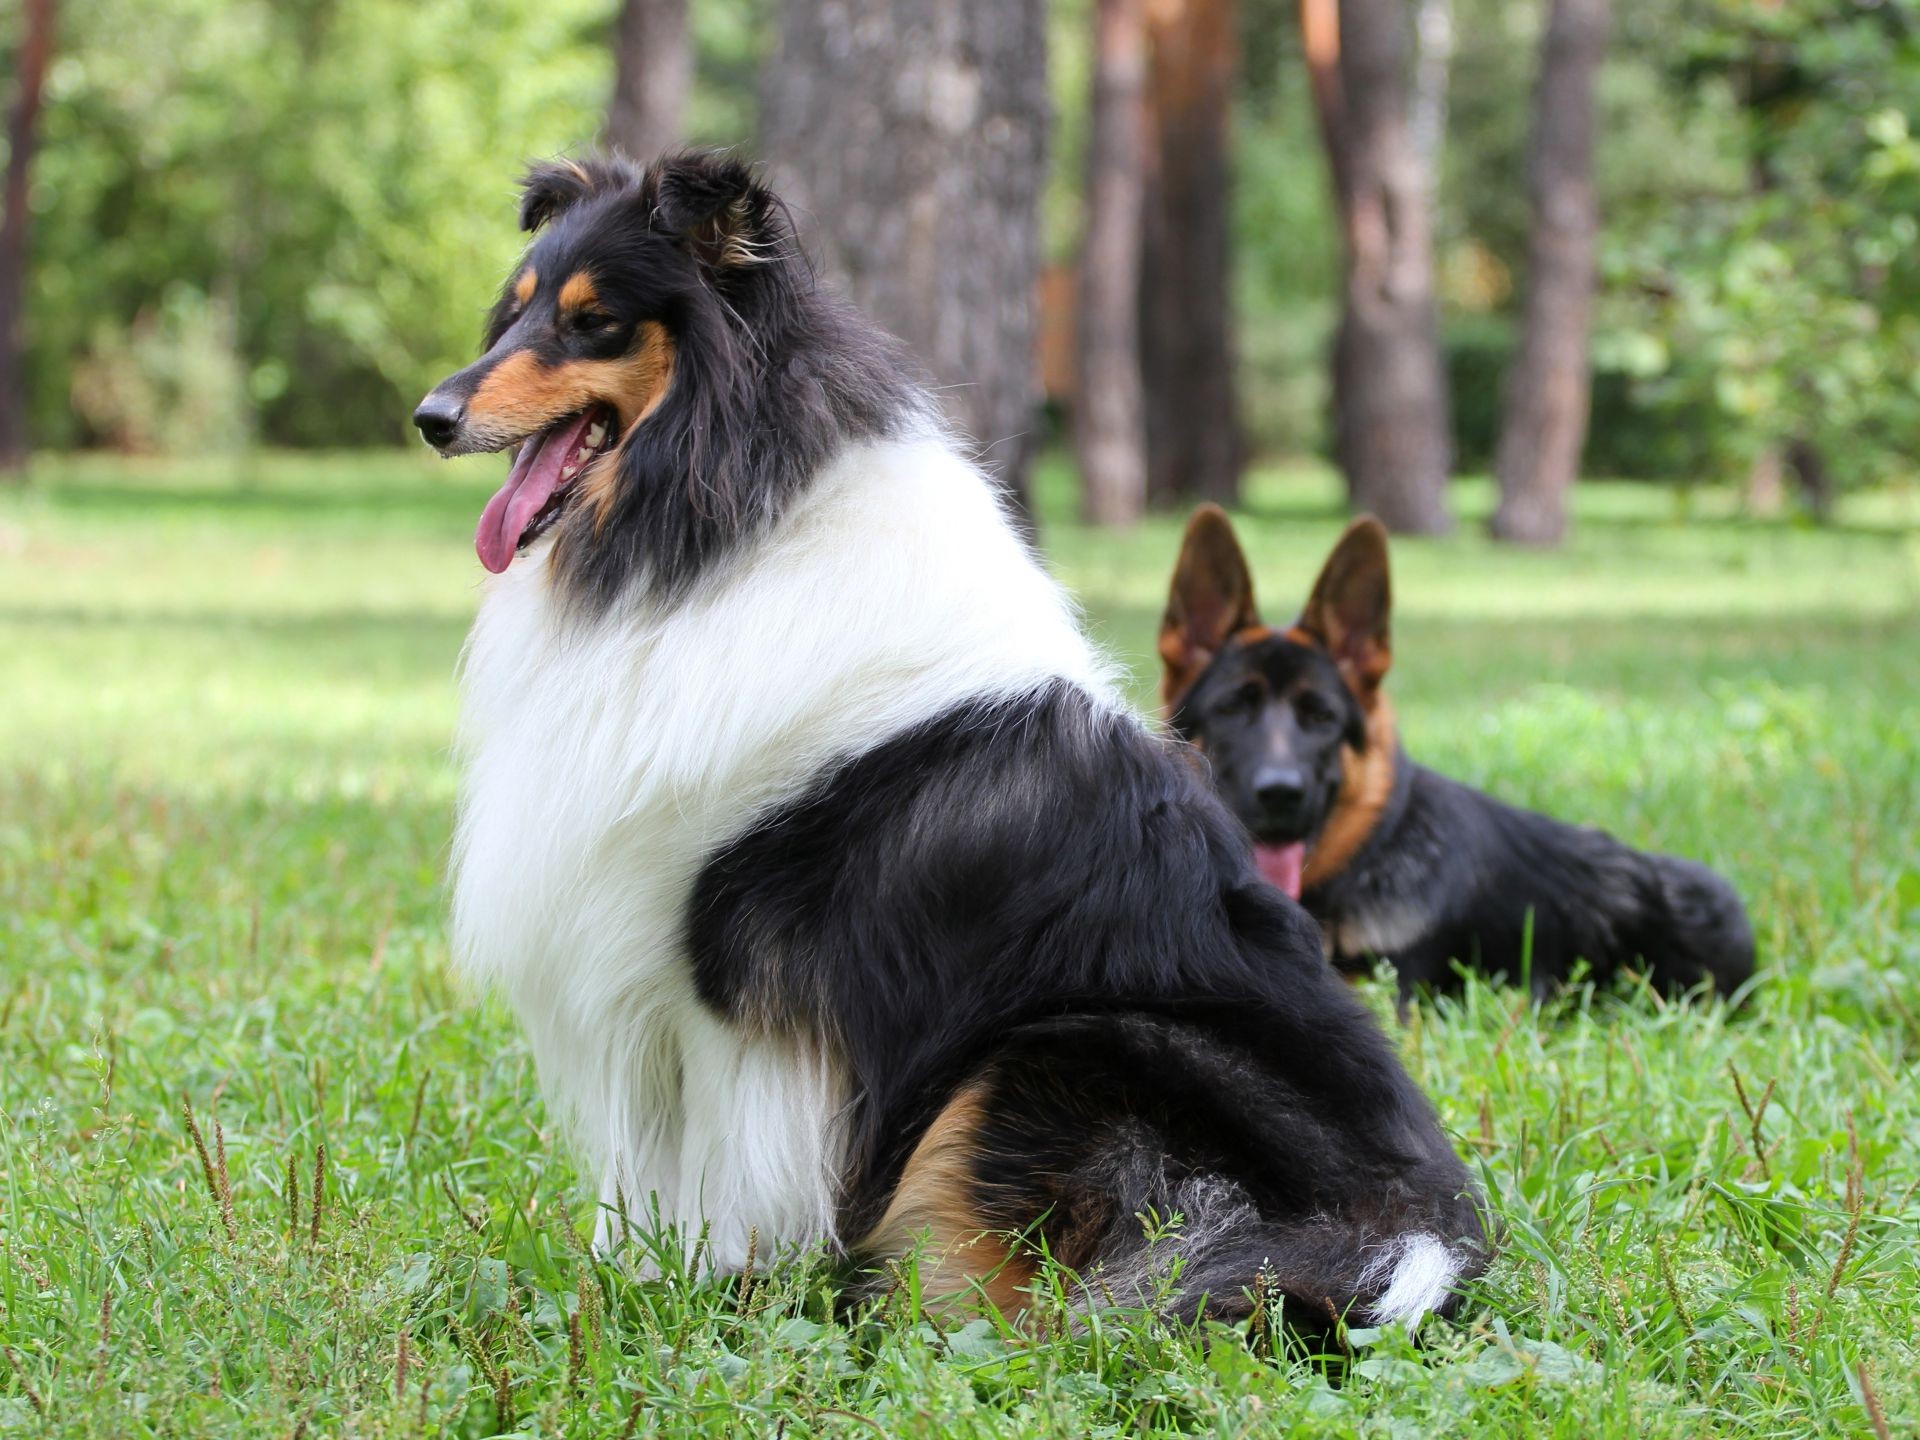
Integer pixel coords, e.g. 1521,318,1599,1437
1161,506,1755,1004
413,151,1487,1334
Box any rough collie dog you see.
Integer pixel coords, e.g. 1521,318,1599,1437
413,151,1486,1331
1161,505,1755,1004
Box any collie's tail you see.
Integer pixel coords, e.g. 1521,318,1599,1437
857,1009,1490,1340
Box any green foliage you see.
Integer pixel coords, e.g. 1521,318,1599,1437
2,453,1917,1434
1445,317,1724,480
23,0,769,454
1597,1,1920,491
13,0,1920,481
1427,0,1920,493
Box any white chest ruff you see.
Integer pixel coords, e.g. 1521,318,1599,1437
450,437,1111,1267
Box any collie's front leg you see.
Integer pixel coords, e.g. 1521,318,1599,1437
667,1012,850,1275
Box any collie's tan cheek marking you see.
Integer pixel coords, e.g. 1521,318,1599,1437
513,268,538,305
583,324,678,531
467,350,600,433
466,325,676,447
559,271,599,314
1301,696,1398,890
859,1083,1034,1318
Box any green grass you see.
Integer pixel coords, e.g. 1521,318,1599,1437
2,450,1917,1437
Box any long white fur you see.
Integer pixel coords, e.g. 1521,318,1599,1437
452,432,1117,1268
1358,1232,1464,1326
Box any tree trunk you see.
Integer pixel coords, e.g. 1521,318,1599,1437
0,0,56,474
1303,0,1452,535
1745,446,1785,518
1076,0,1149,527
1139,0,1241,507
1409,0,1453,180
759,0,1049,520
1491,0,1609,546
605,0,690,161
1785,436,1834,523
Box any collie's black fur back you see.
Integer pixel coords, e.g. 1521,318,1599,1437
693,683,1487,1325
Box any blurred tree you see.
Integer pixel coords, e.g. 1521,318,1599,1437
0,0,56,473
1410,0,1452,177
1140,0,1241,506
1601,0,1920,511
1490,0,1609,545
606,0,688,160
1304,0,1452,534
1076,0,1149,527
25,0,613,451
760,0,1049,519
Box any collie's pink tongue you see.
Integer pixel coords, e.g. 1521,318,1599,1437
475,410,598,574
1255,841,1306,900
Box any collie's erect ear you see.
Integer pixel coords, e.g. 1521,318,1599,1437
519,155,637,232
647,151,780,272
1298,516,1392,698
1159,504,1261,715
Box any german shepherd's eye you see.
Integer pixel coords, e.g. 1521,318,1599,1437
1294,691,1338,729
1214,680,1265,719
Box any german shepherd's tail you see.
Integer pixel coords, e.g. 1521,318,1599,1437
1629,852,1757,998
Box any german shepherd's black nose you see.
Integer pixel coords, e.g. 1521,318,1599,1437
1254,765,1309,821
412,393,464,449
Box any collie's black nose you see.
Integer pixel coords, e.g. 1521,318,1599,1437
412,394,464,449
1254,765,1309,816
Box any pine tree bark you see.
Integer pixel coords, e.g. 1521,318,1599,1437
1491,0,1609,545
605,0,690,161
1076,0,1149,527
1303,0,1452,534
1139,0,1241,507
0,0,56,473
759,0,1049,518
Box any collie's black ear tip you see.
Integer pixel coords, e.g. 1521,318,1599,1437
651,149,764,224
517,157,591,231
517,153,642,232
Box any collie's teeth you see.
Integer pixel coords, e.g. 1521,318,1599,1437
575,445,592,463
586,423,606,446
560,463,577,479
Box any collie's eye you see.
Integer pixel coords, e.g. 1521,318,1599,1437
571,311,618,332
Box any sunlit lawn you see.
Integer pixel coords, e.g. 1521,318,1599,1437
1,450,1916,1436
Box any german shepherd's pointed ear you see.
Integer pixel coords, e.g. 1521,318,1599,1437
1160,504,1261,714
647,151,781,273
1298,516,1392,700
519,155,639,232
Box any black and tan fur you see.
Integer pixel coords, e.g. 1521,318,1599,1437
1162,505,1757,1003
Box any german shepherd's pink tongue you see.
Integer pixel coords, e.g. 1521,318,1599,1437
475,410,601,574
1254,841,1306,900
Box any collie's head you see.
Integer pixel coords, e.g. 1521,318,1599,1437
415,150,919,605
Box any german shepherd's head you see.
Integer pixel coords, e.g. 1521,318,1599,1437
1159,505,1397,901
